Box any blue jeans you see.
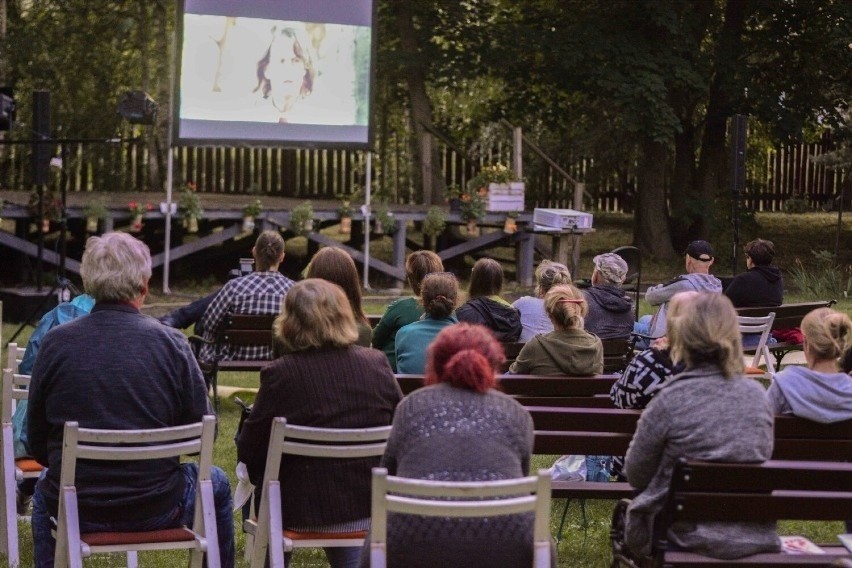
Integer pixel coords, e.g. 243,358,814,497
32,463,235,568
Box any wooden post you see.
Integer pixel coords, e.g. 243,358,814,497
421,132,432,206
573,182,585,211
513,127,523,180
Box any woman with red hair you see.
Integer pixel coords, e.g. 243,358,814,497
360,323,549,567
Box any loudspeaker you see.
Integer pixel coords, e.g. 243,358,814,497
31,90,51,185
729,114,747,195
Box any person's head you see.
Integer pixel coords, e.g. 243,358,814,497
684,240,715,274
406,250,444,296
801,308,852,369
274,278,358,352
468,258,504,298
421,272,458,319
668,292,743,378
744,238,775,268
591,253,628,287
534,260,572,298
80,232,151,303
544,284,588,331
252,230,286,271
425,323,504,393
305,247,366,321
255,26,316,115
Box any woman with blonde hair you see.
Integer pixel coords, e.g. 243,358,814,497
512,259,573,341
237,279,403,568
619,292,777,560
509,283,603,375
767,307,852,423
306,246,372,346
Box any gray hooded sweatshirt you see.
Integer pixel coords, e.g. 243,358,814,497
766,366,852,423
645,273,722,337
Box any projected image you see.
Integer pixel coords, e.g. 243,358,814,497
181,15,370,127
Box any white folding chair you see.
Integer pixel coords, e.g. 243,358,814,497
5,344,25,374
53,415,220,568
738,312,776,375
0,369,40,568
369,467,553,568
246,417,392,568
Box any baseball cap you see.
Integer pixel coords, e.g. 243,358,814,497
592,253,628,284
684,240,714,261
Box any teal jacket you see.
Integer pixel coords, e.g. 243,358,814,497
395,315,458,375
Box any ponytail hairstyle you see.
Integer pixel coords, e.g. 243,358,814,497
801,308,852,363
421,272,458,319
534,260,572,298
544,284,588,330
253,230,286,271
425,323,504,393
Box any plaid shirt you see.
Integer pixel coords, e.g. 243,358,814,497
199,271,295,363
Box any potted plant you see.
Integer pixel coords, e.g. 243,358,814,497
289,201,315,236
445,185,463,212
28,190,62,233
467,163,524,212
373,201,398,235
82,198,109,233
178,181,203,233
241,199,264,233
128,201,152,232
423,206,447,249
503,210,520,234
459,190,486,237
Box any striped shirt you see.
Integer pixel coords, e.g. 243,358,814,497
199,271,295,363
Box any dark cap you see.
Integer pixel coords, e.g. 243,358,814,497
684,240,714,261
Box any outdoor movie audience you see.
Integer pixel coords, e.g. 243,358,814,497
509,284,603,376
456,258,522,342
634,240,721,339
511,260,573,342
394,272,459,375
766,307,852,422
372,251,444,370
237,279,402,568
358,323,553,568
724,238,784,308
620,292,778,560
583,253,634,340
305,246,373,347
27,232,234,568
197,230,295,363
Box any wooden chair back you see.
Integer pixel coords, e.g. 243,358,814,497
737,312,776,373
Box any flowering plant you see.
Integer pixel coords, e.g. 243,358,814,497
242,198,264,218
459,189,487,222
178,181,203,218
128,201,153,216
83,198,109,220
467,163,517,194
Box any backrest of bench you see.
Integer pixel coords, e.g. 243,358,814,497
219,313,277,347
735,301,834,331
772,415,852,460
526,407,640,432
395,374,619,397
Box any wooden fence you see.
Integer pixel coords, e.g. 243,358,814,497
0,130,845,212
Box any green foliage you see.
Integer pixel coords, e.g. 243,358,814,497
289,201,314,236
783,197,811,214
374,201,398,235
82,198,109,220
423,206,447,237
241,199,263,218
788,250,851,300
178,182,203,218
459,191,487,223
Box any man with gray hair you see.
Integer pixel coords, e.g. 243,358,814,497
583,253,634,339
27,232,234,567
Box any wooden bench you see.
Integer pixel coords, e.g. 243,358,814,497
636,459,852,566
737,300,836,368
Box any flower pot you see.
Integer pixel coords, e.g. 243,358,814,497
130,215,143,233
303,219,314,233
466,219,480,237
503,217,517,234
373,220,383,235
86,216,99,233
187,216,199,233
242,216,256,233
340,216,352,234
41,218,51,233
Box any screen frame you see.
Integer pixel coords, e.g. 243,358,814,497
173,0,376,150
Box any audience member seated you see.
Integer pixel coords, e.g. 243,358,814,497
237,279,403,568
635,240,721,340
359,323,553,568
583,253,634,339
512,260,572,342
306,246,373,347
620,292,778,561
373,251,444,371
724,238,783,308
766,307,852,423
27,232,234,568
197,230,295,364
456,258,522,342
509,284,603,376
395,272,458,374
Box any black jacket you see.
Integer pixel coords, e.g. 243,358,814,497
456,296,523,342
724,265,784,308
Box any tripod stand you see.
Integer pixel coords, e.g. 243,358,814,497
6,143,78,346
